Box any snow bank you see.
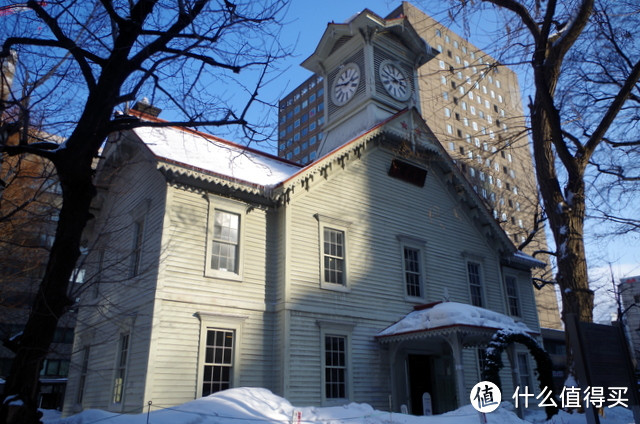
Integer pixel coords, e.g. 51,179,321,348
42,388,635,424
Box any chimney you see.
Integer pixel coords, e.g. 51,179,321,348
132,97,162,117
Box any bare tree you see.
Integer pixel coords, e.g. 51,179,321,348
0,1,289,423
429,0,640,371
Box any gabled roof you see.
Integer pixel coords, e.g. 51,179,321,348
119,108,535,265
301,9,437,73
123,111,302,196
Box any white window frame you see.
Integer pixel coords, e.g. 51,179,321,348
317,320,354,406
76,345,91,405
128,199,150,279
503,274,521,317
196,312,247,398
466,260,485,307
205,196,247,281
130,220,144,278
516,352,531,389
316,214,351,292
397,235,426,301
111,332,131,407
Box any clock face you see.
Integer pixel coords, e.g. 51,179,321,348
332,63,361,106
380,60,411,101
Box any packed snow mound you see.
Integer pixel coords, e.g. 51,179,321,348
377,301,533,337
43,387,635,424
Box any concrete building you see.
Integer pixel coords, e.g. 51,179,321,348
276,2,561,330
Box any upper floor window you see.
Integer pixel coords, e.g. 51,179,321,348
316,214,351,291
467,261,484,307
323,228,345,285
211,210,240,273
403,247,422,298
504,275,520,316
130,220,144,277
206,198,246,280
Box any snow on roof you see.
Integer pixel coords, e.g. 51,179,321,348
133,125,302,188
377,301,533,338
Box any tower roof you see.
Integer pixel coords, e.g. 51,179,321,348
301,9,437,74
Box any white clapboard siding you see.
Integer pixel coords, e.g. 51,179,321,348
65,142,168,415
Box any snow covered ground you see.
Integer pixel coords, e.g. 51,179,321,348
41,387,635,424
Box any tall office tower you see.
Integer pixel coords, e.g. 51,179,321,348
277,2,561,329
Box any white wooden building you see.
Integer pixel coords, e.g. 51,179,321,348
64,9,544,417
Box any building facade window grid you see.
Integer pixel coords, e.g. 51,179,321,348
403,247,422,297
130,221,144,277
211,210,239,273
323,228,345,285
202,329,234,397
467,262,483,307
112,333,129,404
76,346,90,404
324,335,347,399
504,275,520,316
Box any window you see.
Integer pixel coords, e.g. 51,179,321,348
517,353,531,389
403,247,422,298
504,275,520,316
206,199,245,280
112,333,130,404
324,335,347,400
467,262,483,307
477,348,487,379
202,329,234,396
317,215,350,290
130,221,144,277
40,359,69,379
211,211,239,273
76,346,90,404
323,228,345,285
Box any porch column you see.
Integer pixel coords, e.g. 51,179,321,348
445,333,467,408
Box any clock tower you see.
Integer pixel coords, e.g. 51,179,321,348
302,9,438,157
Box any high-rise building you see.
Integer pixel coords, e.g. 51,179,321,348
277,2,561,329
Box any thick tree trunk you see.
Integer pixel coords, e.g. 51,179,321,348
530,96,594,325
0,152,96,424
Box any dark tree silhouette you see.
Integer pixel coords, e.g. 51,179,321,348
0,1,288,423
